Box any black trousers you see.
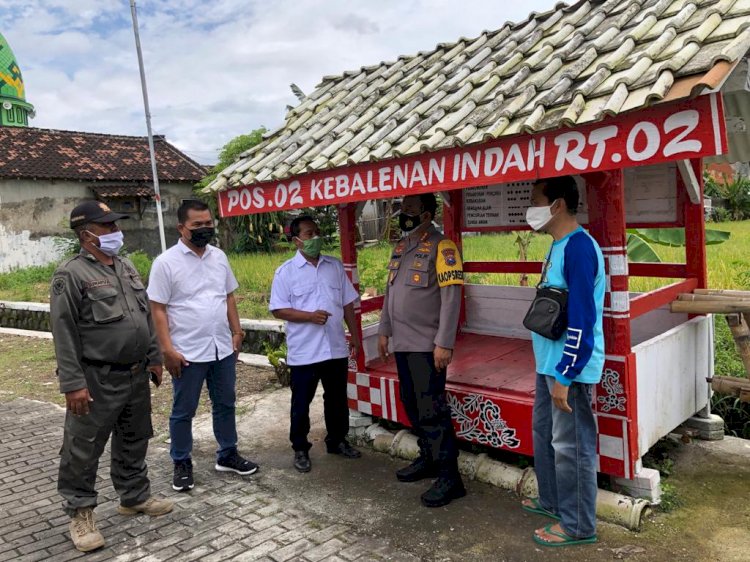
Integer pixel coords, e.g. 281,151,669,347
395,352,459,476
289,358,349,452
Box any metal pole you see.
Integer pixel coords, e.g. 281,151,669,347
130,0,167,253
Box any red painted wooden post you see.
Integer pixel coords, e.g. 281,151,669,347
442,190,466,327
683,158,708,289
584,170,631,355
337,203,365,372
584,170,637,479
442,190,463,250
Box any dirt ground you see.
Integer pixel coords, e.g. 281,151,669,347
189,386,750,562
636,438,750,562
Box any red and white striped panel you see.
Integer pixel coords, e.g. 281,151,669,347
342,262,360,286
348,368,634,478
594,413,629,478
347,371,403,423
592,355,633,479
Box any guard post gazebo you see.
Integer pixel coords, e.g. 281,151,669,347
207,0,750,496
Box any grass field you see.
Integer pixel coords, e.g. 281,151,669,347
3,221,747,316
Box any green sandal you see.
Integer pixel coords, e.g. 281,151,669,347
533,523,597,547
521,498,561,521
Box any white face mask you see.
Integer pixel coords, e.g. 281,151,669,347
525,205,553,232
88,230,124,256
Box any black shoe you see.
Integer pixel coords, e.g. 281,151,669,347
294,451,311,473
172,460,194,492
326,441,362,458
215,451,259,476
420,476,466,508
396,457,438,482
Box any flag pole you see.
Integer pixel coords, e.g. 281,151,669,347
130,0,167,253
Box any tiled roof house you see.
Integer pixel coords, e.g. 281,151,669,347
0,127,205,183
0,128,206,268
207,0,750,192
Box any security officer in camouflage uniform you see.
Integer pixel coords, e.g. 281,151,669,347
378,193,465,507
50,201,173,553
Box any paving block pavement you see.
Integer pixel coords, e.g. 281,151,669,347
0,399,423,562
5,388,740,562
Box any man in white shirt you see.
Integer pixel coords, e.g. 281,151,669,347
147,200,258,492
270,215,362,472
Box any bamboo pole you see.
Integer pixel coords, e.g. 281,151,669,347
711,375,750,403
694,289,750,298
678,294,750,302
670,301,750,314
725,314,750,377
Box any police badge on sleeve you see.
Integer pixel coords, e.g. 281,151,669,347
436,240,464,287
52,277,66,295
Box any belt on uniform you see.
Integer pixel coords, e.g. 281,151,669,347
82,357,144,372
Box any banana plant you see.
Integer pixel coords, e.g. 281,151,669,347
626,228,731,262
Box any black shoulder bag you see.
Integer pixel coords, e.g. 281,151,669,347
522,248,568,340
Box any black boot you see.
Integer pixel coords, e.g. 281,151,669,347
396,456,438,482
294,451,311,473
326,441,362,458
420,474,466,507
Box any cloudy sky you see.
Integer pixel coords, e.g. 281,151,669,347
2,0,557,164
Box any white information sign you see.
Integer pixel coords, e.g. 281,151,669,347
462,164,677,228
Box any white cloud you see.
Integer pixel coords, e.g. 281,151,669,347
2,0,557,164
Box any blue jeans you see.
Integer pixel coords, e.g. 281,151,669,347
170,353,238,463
532,373,597,539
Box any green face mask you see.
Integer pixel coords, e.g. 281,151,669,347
298,235,322,258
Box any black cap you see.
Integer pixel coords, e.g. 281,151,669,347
69,200,130,229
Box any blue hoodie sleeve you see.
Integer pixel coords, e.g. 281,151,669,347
555,233,599,386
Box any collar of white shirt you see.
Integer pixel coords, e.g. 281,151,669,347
178,238,213,259
292,250,330,268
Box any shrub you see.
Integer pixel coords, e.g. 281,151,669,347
264,341,290,386
0,264,58,302
126,251,153,282
711,207,731,223
356,243,390,292
712,393,750,439
713,174,750,221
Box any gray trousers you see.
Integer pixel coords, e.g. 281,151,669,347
58,363,153,517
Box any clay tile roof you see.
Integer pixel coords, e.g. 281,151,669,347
0,127,206,182
207,0,750,193
90,184,156,198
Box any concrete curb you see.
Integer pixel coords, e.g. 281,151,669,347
237,352,274,370
0,300,49,312
1,301,286,355
0,326,53,339
354,422,650,531
0,327,274,370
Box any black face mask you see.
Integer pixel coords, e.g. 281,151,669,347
399,212,422,233
188,226,215,248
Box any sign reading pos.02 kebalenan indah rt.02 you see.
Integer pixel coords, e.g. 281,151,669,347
218,92,727,217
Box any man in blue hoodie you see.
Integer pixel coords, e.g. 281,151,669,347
521,175,604,547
